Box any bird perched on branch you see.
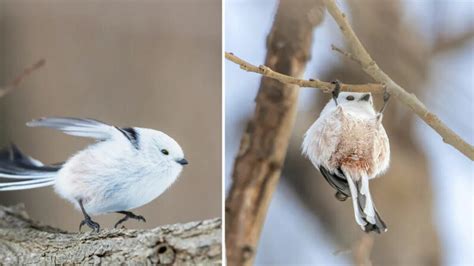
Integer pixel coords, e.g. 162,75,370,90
0,117,188,232
302,81,391,233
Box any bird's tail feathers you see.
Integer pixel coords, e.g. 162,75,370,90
0,144,60,191
346,171,387,234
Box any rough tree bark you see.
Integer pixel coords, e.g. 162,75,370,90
284,0,443,264
0,205,222,264
225,0,325,265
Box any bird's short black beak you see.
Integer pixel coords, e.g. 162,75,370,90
360,94,371,101
177,158,188,166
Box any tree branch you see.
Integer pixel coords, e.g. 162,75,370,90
0,204,221,264
432,29,474,55
324,0,473,160
0,59,45,98
330,44,363,65
352,234,374,266
225,0,326,265
225,52,383,93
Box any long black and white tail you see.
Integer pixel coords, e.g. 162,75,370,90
346,173,387,234
0,144,61,191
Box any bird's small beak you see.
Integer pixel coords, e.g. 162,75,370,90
176,158,189,166
360,94,371,101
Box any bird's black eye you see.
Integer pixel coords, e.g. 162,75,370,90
360,93,371,101
161,149,169,155
346,95,355,101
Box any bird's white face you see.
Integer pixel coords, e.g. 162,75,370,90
337,92,374,107
322,92,376,116
136,128,188,168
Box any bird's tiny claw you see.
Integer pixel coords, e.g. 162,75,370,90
114,217,127,229
383,87,391,103
79,216,100,233
137,215,146,223
331,80,341,105
79,220,86,232
379,86,391,116
335,191,348,201
114,211,146,228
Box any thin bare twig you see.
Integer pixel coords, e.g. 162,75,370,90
225,52,383,93
331,44,362,65
0,59,46,98
324,0,473,160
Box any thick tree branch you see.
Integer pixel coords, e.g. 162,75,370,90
225,0,325,265
0,59,45,98
0,205,221,264
324,0,474,160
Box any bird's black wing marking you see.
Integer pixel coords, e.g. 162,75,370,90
116,127,140,150
319,166,351,199
0,144,62,174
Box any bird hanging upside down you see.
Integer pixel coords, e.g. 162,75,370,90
302,81,391,233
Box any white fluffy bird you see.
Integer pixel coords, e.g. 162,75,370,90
0,117,188,232
302,82,390,233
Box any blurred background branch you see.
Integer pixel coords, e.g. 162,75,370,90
0,59,45,98
432,28,474,55
225,0,325,265
352,234,374,266
0,204,221,264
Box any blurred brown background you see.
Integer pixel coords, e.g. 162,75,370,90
0,0,221,231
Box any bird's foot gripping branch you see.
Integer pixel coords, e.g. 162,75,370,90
0,204,222,264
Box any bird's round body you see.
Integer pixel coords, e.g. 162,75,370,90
305,104,390,181
303,92,389,181
302,91,390,233
55,129,184,215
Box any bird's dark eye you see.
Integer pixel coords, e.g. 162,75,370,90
346,95,355,101
360,93,371,101
161,149,169,155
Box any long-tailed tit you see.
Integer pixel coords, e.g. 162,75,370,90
0,117,188,232
302,81,391,233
